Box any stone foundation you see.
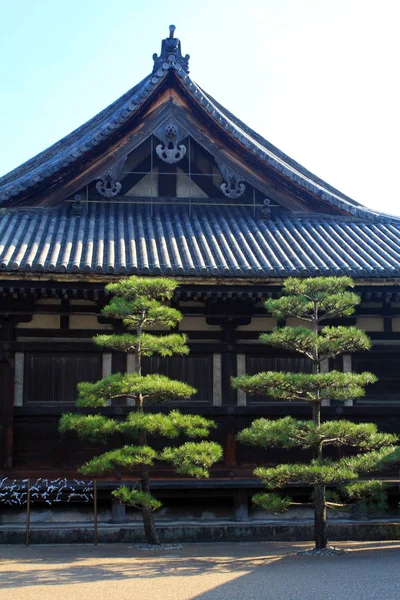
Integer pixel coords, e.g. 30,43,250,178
1,519,399,545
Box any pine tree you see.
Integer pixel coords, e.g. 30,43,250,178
232,277,400,550
60,277,222,545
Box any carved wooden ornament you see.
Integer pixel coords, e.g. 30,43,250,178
155,122,187,164
217,161,246,199
96,156,127,198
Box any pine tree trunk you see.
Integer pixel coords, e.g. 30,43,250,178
312,401,327,549
314,484,327,549
140,465,160,545
312,302,327,549
141,506,160,545
136,317,160,545
136,379,160,545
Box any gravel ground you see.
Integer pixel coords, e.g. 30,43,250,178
0,541,399,600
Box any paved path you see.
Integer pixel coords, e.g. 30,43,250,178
0,541,399,600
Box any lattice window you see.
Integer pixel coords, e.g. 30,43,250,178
244,354,312,404
142,354,213,403
23,352,102,404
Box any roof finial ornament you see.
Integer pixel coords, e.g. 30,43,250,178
153,25,190,74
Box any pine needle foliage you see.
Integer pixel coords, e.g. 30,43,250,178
237,416,397,450
94,333,190,356
60,276,222,545
233,277,400,549
161,441,223,478
233,371,376,403
327,478,390,514
80,445,159,474
73,373,196,408
59,413,119,441
120,411,218,439
252,492,292,513
342,480,389,511
113,487,163,511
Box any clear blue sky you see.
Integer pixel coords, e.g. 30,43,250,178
1,0,399,214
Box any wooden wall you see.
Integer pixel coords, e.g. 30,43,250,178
1,286,400,483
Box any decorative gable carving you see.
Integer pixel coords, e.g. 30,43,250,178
217,160,246,199
155,121,187,164
95,156,127,198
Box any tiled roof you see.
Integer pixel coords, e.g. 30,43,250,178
1,203,400,278
0,33,391,223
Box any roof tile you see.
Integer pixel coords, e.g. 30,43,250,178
1,204,399,278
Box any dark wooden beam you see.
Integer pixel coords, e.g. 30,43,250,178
224,416,237,469
60,297,70,332
221,322,238,406
14,404,400,418
383,297,393,333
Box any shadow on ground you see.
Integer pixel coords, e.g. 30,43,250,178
190,542,400,600
0,541,399,598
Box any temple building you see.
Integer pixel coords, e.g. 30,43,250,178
0,27,399,517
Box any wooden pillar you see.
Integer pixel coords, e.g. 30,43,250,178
212,353,222,406
236,354,247,406
1,316,23,469
126,354,138,374
320,358,330,406
383,295,392,334
126,354,138,406
102,353,112,406
14,352,24,407
224,416,237,468
220,320,241,406
102,353,112,378
343,354,353,406
205,300,252,406
0,358,15,468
